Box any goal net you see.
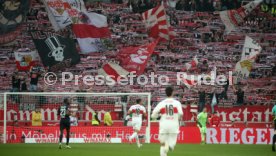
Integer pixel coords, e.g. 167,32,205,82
2,92,151,144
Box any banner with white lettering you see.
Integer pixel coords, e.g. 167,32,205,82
2,105,273,123
5,126,273,144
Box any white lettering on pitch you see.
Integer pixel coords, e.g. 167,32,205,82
229,128,240,144
256,129,268,144
206,128,218,144
242,128,254,144
269,129,274,144
220,128,227,144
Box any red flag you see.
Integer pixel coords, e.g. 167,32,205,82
142,5,175,41
220,0,262,33
98,62,129,81
180,74,198,89
185,55,199,71
118,40,158,75
72,12,111,54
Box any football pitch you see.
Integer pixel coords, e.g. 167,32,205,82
0,144,274,156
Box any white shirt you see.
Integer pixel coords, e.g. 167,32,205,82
151,98,183,133
128,104,146,122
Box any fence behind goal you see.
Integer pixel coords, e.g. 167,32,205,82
1,92,151,144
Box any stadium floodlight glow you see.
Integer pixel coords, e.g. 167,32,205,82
2,92,151,144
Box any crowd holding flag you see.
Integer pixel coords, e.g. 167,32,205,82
179,73,198,89
117,40,158,75
32,34,80,71
185,55,199,71
98,62,129,81
234,36,262,83
220,0,263,33
43,0,111,53
42,0,86,31
72,12,111,54
142,4,175,41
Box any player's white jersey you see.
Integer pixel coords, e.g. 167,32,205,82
151,98,183,134
128,104,146,122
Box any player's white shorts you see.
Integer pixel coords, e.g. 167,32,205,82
158,133,178,149
132,121,142,131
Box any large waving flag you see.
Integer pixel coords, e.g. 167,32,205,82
117,40,158,75
234,36,262,83
220,0,263,33
32,34,80,71
72,12,111,54
98,62,129,81
142,5,175,41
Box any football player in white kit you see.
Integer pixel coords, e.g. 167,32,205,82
151,86,183,156
128,99,146,148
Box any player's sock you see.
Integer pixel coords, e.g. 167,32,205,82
160,146,167,156
201,133,205,142
135,135,140,146
164,142,169,153
59,143,62,149
59,133,63,144
66,132,70,145
130,132,137,140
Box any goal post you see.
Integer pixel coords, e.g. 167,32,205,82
2,92,151,144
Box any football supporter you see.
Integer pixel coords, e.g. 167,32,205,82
210,111,220,127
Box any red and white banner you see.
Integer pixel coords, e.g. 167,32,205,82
207,127,273,144
72,12,111,53
183,105,273,123
220,0,263,33
14,49,39,71
1,105,273,123
98,62,129,81
1,104,273,124
142,5,175,41
118,40,158,75
5,126,273,144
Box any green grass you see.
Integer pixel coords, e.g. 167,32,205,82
0,144,275,156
